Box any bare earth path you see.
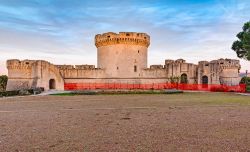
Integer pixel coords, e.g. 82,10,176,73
0,92,250,152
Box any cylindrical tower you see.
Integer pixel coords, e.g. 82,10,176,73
95,32,150,78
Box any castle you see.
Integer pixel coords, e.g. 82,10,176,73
6,32,241,91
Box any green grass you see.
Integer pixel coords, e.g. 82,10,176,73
50,92,250,106
175,92,250,106
50,91,250,105
51,92,77,96
50,90,183,96
247,85,250,92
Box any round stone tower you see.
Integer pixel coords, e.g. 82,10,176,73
95,32,150,78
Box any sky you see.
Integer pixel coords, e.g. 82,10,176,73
0,0,249,75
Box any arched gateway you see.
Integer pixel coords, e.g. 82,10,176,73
180,73,188,84
49,79,56,89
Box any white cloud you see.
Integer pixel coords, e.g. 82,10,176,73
0,0,249,75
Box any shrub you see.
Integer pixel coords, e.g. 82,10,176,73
0,75,8,91
240,77,250,85
0,90,19,97
247,85,250,92
0,87,44,97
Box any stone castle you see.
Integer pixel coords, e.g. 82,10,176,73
6,32,241,91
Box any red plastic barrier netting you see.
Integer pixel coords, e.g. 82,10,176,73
64,83,246,93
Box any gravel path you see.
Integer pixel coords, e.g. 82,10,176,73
0,93,249,151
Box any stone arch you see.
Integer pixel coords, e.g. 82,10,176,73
49,79,56,89
180,73,188,84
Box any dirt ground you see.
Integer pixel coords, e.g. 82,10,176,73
0,92,250,152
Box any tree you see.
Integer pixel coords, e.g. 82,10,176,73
0,75,8,91
240,76,250,85
232,21,250,60
169,76,180,83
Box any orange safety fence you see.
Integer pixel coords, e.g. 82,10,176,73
64,83,246,93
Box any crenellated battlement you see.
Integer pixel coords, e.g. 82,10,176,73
6,59,36,70
165,59,187,65
198,59,240,69
56,64,96,70
211,59,241,70
95,32,150,48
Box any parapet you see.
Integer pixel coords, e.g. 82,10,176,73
75,65,95,70
150,65,164,69
165,59,186,65
175,59,186,63
7,59,36,69
198,61,209,66
210,58,240,65
165,59,174,64
56,64,96,70
199,59,241,69
95,32,150,48
56,65,75,69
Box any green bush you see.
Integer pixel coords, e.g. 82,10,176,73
0,88,44,97
0,75,8,91
247,85,250,92
240,77,250,92
240,77,250,85
0,90,19,97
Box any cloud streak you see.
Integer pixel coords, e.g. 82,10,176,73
0,0,249,75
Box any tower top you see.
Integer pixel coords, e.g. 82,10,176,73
95,32,150,48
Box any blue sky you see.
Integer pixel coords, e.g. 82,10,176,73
0,0,249,74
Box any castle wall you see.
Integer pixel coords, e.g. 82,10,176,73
141,69,167,79
220,68,241,85
97,44,148,77
6,32,242,91
165,59,198,84
6,60,36,90
59,69,106,78
64,78,169,84
198,59,241,85
95,32,149,78
6,60,64,91
198,61,213,84
219,59,241,85
36,61,64,91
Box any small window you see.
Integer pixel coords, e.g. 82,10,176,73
205,64,209,66
138,50,140,53
107,35,110,38
134,65,137,72
126,33,130,36
144,37,146,39
117,67,119,70
25,62,29,65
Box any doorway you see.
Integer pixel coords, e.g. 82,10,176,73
49,79,56,89
180,73,188,84
202,76,208,88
